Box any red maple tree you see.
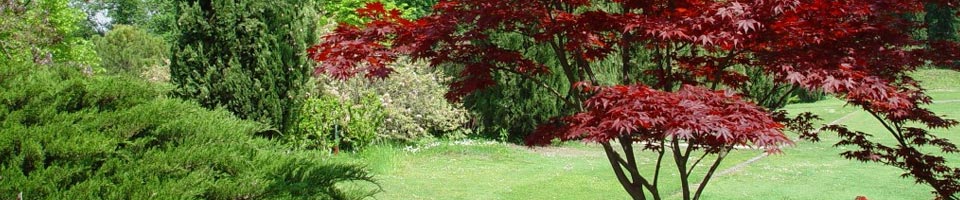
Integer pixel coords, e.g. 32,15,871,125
309,1,960,199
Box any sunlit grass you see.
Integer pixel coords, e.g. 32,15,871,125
702,100,960,200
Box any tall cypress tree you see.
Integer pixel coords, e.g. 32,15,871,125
171,0,318,133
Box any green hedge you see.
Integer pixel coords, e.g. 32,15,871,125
0,62,377,199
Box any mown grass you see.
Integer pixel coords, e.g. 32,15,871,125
702,101,960,199
913,68,960,93
337,68,960,199
336,140,772,200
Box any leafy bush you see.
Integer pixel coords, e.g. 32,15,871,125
295,91,384,152
371,60,467,141
294,95,344,151
92,24,169,81
344,92,385,150
318,59,468,142
320,0,424,25
311,2,464,144
0,0,99,67
0,61,377,199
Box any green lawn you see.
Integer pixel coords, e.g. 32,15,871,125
702,100,960,199
338,141,769,200
337,69,960,199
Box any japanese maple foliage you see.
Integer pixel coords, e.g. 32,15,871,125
310,0,960,199
526,84,790,152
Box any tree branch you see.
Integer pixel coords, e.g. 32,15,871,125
683,139,695,159
692,147,730,200
653,139,666,188
620,33,634,85
620,135,655,190
710,50,744,90
603,142,647,200
574,53,597,84
867,109,909,147
671,138,691,200
687,151,711,175
650,141,666,200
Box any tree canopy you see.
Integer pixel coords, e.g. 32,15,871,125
311,0,960,199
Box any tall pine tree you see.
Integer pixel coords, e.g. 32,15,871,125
170,0,319,133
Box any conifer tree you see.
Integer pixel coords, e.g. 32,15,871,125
926,3,959,42
170,0,319,133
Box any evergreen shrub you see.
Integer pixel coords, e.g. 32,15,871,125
0,62,377,199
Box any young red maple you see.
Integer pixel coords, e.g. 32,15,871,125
310,0,960,199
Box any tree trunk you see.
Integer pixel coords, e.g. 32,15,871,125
602,142,647,200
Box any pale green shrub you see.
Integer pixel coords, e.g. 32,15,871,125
295,91,384,152
92,25,168,78
294,95,344,151
319,59,468,142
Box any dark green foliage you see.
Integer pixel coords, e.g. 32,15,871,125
463,72,569,142
459,34,573,142
925,3,958,42
740,67,824,110
0,61,377,199
139,0,178,41
458,30,641,142
170,0,319,133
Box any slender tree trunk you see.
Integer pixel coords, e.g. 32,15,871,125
602,142,647,200
672,139,691,200
692,148,729,200
620,33,634,85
